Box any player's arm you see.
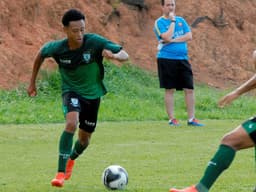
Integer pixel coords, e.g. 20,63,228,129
102,49,129,61
158,31,192,48
171,18,193,43
160,12,176,43
27,51,45,97
218,50,256,108
160,21,192,44
218,74,256,108
160,23,175,43
171,32,192,43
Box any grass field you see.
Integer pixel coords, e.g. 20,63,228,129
1,63,256,191
1,120,255,192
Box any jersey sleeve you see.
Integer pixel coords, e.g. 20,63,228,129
40,39,66,58
40,41,56,58
154,18,165,40
180,17,191,33
104,41,122,53
90,34,121,53
96,34,122,53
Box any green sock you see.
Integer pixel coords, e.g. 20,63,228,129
196,144,236,191
70,140,88,160
58,131,74,172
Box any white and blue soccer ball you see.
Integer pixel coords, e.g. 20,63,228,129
102,165,128,190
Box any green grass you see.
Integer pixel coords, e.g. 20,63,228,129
1,61,256,192
0,120,255,192
1,61,256,124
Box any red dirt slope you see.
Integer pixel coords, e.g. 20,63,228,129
0,0,256,89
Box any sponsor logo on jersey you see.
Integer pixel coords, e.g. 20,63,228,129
60,58,71,64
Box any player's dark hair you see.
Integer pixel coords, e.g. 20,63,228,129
62,9,85,26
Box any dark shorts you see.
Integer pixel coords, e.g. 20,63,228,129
157,58,194,90
242,116,256,143
62,92,100,133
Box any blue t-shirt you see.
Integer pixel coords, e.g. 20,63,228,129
154,16,191,60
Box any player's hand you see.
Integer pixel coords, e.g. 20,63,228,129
27,84,37,97
169,12,175,20
218,91,239,108
102,49,115,59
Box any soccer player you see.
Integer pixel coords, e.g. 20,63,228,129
169,50,256,192
27,8,129,187
154,0,203,126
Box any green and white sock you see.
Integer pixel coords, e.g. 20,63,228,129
196,144,236,191
70,140,88,160
58,131,74,172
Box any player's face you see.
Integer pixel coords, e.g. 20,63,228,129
64,19,85,47
162,0,175,15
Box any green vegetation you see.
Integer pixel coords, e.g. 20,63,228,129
1,63,256,192
0,121,255,192
0,61,256,124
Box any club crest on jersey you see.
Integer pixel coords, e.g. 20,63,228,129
83,53,91,63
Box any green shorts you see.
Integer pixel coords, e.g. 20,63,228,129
242,117,256,143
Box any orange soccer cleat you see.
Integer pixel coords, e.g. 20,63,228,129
65,159,75,180
51,172,65,187
169,185,198,192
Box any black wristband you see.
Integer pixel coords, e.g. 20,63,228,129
171,20,176,22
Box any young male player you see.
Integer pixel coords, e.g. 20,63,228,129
27,8,129,187
170,50,256,192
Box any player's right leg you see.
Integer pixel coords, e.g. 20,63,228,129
51,112,78,187
51,92,80,187
165,89,178,125
157,58,180,126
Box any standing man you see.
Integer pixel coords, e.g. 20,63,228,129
154,0,203,126
27,8,129,188
169,51,256,192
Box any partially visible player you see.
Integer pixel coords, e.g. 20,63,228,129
170,50,256,192
27,8,129,188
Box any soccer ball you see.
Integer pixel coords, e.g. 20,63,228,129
102,165,128,190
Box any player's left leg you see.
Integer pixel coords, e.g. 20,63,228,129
170,143,237,192
65,129,91,180
180,60,203,126
183,88,203,126
170,119,256,192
